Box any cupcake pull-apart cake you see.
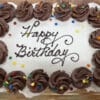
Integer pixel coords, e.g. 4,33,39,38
0,0,100,98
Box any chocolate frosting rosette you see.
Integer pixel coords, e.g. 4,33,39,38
16,1,33,21
93,68,100,87
88,7,100,27
89,29,100,49
0,68,6,87
0,41,8,64
72,4,90,22
92,50,100,68
27,69,49,93
54,1,72,21
0,18,9,37
0,3,15,22
49,70,72,94
4,71,26,93
33,1,52,21
71,67,93,89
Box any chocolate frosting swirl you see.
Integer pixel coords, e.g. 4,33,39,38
72,4,90,22
0,3,15,22
0,41,8,64
0,68,6,87
89,29,100,49
27,69,49,93
54,1,71,21
49,70,71,94
33,1,52,21
16,1,33,21
92,50,100,68
93,68,100,87
0,18,9,37
88,7,100,27
4,71,26,93
71,67,93,89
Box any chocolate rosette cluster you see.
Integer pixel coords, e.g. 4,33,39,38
0,41,8,64
0,68,6,87
0,18,9,37
16,1,33,21
93,68,100,86
71,67,93,89
0,3,15,22
27,69,49,93
49,70,71,94
72,4,90,22
89,29,100,49
54,1,71,21
4,71,26,93
88,7,100,27
33,1,52,21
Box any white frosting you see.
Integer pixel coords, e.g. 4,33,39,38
0,2,100,98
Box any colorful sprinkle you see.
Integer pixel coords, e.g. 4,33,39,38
82,79,88,84
61,3,66,8
70,3,75,8
0,4,4,8
89,77,93,81
72,20,75,23
59,86,64,90
75,29,80,33
31,82,35,87
9,84,13,90
8,77,12,81
3,81,8,86
54,23,58,26
12,61,17,65
23,76,26,79
5,81,9,84
20,64,25,68
9,56,12,60
56,4,60,8
96,36,100,40
86,64,91,68
37,83,42,89
13,21,17,25
8,34,12,37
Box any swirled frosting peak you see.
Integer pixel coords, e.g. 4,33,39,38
0,18,9,37
93,68,100,87
27,69,49,93
49,70,71,94
16,1,33,21
72,4,90,22
33,1,52,21
88,7,100,27
54,1,72,21
0,68,6,87
89,29,100,49
71,67,93,89
4,71,26,93
0,3,15,22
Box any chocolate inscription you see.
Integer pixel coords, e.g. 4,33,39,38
15,20,79,66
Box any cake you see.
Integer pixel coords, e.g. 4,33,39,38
0,0,100,98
